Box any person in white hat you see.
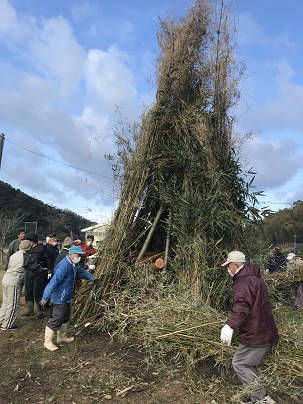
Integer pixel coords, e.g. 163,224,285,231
220,251,278,404
286,252,303,310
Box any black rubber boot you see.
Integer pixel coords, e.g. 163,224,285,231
36,302,44,319
22,301,34,316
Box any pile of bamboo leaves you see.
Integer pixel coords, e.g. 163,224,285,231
77,276,302,403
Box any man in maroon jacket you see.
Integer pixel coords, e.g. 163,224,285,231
220,251,278,404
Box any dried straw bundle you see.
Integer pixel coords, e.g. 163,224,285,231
264,264,303,289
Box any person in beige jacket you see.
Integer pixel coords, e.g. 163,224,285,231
0,240,42,330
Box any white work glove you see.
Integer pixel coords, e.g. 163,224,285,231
39,299,48,307
220,324,234,345
88,255,96,259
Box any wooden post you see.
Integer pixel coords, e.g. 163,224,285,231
0,133,5,170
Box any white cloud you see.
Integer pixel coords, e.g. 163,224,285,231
0,1,142,222
238,11,296,49
240,59,303,134
0,0,32,43
243,136,302,191
69,2,98,22
28,16,86,96
238,11,265,46
85,46,137,117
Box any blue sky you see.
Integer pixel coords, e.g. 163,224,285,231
0,0,302,224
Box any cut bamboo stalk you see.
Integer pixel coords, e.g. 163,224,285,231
164,209,172,270
155,320,222,339
135,201,164,265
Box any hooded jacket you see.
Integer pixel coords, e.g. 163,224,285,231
3,250,43,286
42,255,95,304
226,262,279,347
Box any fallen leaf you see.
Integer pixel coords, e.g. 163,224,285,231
103,394,112,400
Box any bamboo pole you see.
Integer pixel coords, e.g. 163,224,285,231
155,320,222,339
164,209,172,271
135,201,164,265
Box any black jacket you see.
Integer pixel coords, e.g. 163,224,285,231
29,243,51,270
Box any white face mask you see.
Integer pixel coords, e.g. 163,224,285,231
72,257,81,264
227,268,234,277
86,241,92,246
51,242,57,246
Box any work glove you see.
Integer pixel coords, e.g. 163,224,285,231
88,264,95,273
39,299,48,307
88,255,96,259
220,324,234,345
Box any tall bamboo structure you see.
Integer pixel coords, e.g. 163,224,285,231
73,0,264,325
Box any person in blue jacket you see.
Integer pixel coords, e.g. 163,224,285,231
40,245,96,351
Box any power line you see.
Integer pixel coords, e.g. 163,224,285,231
259,202,293,205
5,138,112,179
3,139,298,207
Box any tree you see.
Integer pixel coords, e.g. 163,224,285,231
0,208,27,264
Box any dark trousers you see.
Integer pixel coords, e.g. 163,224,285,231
24,271,48,303
47,303,71,331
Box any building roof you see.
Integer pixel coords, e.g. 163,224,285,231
81,223,110,232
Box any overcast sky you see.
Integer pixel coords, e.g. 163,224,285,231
0,0,302,223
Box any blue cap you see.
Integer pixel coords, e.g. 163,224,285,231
69,245,85,255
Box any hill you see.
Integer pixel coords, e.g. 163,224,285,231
0,180,95,243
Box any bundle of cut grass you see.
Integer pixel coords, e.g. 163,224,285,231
264,264,303,289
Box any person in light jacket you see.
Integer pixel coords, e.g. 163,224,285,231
220,251,278,404
40,245,96,352
0,240,42,330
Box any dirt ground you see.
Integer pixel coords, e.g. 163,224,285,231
0,269,217,404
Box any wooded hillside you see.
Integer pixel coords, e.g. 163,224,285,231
260,201,303,245
0,180,95,243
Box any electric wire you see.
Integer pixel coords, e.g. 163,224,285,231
5,138,112,179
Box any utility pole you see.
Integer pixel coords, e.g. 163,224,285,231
294,234,296,254
0,133,4,170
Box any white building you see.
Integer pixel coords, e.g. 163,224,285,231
81,223,110,248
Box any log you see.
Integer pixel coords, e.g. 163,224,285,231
155,257,164,268
148,262,163,272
